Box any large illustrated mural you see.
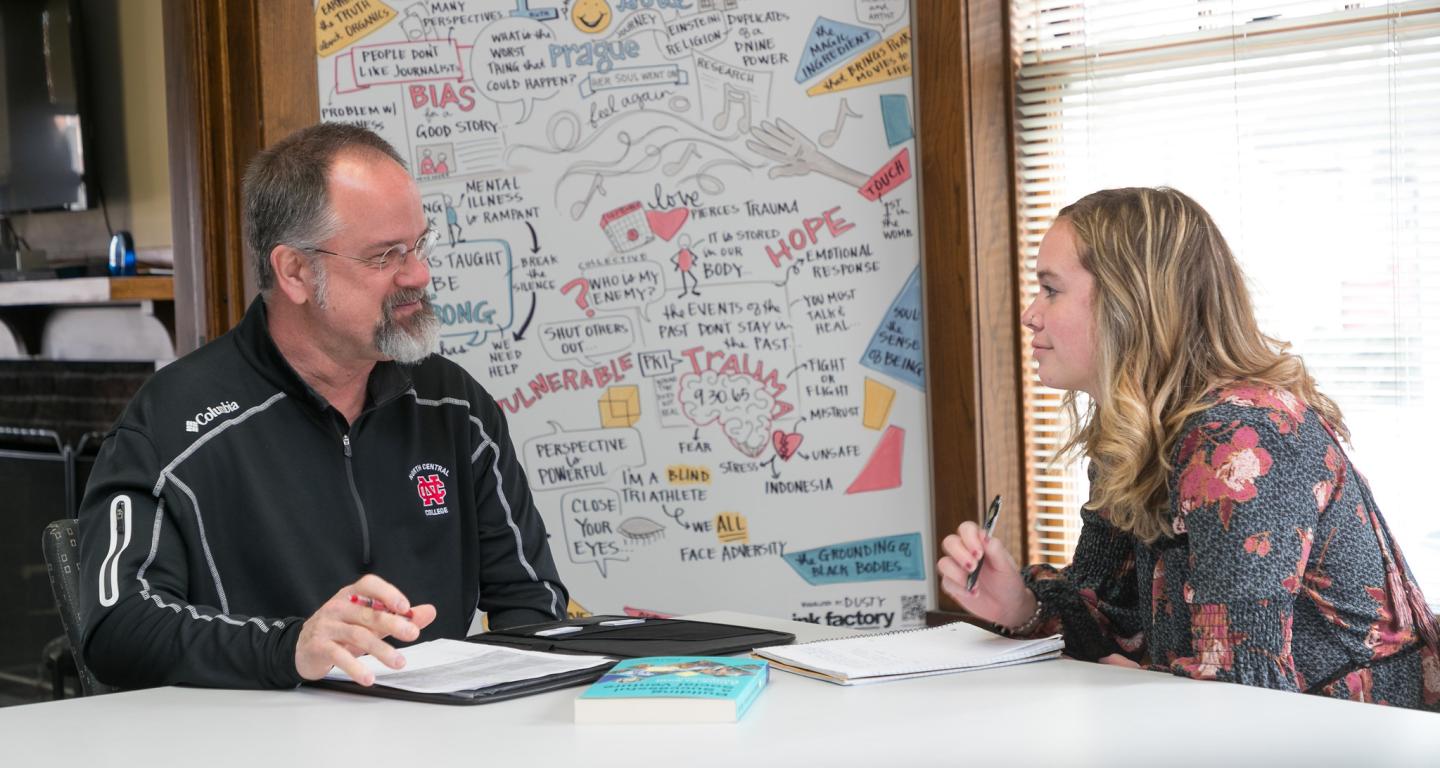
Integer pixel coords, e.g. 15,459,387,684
316,0,930,630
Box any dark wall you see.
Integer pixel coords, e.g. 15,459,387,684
0,360,152,446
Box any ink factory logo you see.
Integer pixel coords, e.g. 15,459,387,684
184,401,240,433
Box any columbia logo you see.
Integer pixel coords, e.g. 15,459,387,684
185,401,240,434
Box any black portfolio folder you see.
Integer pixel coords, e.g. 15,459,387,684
310,615,795,705
475,615,796,658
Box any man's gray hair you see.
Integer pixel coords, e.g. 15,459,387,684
242,123,407,295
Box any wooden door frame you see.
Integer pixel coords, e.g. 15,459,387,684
914,0,1025,613
164,0,319,351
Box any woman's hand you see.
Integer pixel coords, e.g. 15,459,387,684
937,521,1036,628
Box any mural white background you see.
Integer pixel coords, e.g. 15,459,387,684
316,0,931,630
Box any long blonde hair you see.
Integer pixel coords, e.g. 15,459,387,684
1055,187,1347,543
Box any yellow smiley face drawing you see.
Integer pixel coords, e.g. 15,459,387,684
571,0,612,34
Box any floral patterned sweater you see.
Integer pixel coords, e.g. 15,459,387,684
1022,384,1440,710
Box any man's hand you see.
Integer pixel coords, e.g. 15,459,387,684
294,574,437,685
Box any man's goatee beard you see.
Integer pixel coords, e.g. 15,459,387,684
376,288,439,364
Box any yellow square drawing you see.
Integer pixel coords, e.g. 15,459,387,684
599,385,641,427
863,378,896,430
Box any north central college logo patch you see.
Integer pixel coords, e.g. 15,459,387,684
408,463,451,517
416,474,447,507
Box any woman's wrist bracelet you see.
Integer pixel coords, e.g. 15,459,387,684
1001,598,1045,636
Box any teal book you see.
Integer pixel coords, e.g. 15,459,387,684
573,656,769,723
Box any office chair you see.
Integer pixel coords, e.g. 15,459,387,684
41,519,115,696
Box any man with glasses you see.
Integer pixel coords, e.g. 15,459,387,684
76,123,568,690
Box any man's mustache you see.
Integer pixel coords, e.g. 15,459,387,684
384,288,431,314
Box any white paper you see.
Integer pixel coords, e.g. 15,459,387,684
324,639,613,694
756,622,1064,683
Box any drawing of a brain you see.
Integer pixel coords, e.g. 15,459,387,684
678,370,777,458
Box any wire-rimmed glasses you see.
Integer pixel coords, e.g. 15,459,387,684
305,228,439,272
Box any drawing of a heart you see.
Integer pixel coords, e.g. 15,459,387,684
645,208,689,241
772,430,803,461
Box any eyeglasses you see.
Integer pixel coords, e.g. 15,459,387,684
304,228,439,272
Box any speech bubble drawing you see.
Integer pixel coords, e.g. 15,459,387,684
538,316,636,366
636,349,684,378
469,18,575,123
856,0,908,33
524,421,647,490
561,488,629,577
583,260,666,319
431,239,515,349
656,10,729,60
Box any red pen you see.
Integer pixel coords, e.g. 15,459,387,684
349,594,415,619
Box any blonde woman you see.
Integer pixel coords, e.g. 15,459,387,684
939,187,1439,709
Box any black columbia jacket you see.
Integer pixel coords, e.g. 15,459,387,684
77,298,567,689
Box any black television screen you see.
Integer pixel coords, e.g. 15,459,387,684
0,0,91,213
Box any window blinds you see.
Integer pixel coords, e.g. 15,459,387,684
1009,0,1440,603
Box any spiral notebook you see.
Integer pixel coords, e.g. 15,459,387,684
753,620,1064,685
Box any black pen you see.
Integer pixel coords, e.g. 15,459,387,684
966,495,1003,592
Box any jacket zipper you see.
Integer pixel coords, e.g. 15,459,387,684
341,432,372,564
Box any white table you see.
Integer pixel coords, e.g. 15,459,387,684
2,612,1437,766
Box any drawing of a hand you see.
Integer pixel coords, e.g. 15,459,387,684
746,119,870,189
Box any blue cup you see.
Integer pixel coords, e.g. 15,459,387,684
108,231,136,276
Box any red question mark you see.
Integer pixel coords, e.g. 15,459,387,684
561,278,595,317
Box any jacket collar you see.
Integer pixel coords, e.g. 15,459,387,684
232,297,415,416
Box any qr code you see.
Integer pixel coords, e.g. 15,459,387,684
901,594,927,622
